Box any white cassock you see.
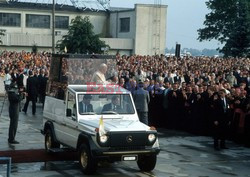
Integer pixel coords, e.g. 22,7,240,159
91,71,107,84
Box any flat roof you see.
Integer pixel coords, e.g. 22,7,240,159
0,1,107,13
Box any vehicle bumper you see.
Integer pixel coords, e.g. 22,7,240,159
92,147,160,161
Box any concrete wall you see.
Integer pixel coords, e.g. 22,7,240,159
1,33,134,53
101,38,133,50
134,4,167,55
0,4,167,55
0,8,108,36
109,10,136,39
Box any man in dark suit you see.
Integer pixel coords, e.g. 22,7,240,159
22,70,38,115
167,82,184,129
212,89,231,150
8,83,22,144
102,96,122,112
11,68,18,84
38,69,48,107
79,95,94,113
174,74,181,84
17,69,24,89
133,82,150,125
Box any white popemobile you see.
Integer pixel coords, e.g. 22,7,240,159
41,54,160,175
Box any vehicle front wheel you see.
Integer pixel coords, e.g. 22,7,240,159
79,144,97,175
44,129,60,153
137,154,157,172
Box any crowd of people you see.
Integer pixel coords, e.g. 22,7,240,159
1,50,50,108
116,54,250,148
1,50,250,147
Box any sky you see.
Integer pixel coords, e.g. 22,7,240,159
110,0,222,50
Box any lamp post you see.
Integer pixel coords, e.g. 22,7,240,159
52,0,55,53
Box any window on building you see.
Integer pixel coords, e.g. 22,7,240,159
0,13,21,27
120,17,130,33
55,16,69,29
26,14,50,28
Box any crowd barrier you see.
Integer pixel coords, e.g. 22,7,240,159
0,157,11,177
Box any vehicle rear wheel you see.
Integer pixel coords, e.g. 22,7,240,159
79,144,97,175
44,129,60,153
137,154,157,172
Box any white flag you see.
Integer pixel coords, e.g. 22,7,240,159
99,116,106,136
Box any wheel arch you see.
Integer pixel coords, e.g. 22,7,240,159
77,133,91,150
44,121,58,143
76,132,98,152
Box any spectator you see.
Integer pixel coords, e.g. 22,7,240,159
212,89,231,150
133,81,150,125
22,70,38,115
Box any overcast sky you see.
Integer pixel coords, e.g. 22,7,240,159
110,0,221,50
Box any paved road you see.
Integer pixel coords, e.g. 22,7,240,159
1,98,250,177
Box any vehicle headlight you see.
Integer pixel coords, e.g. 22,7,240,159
148,134,156,142
99,134,108,143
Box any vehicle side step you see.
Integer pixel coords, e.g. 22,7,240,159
49,148,75,153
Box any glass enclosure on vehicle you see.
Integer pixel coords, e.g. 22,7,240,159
77,94,135,115
47,54,117,100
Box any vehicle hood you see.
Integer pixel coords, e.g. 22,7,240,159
79,119,149,132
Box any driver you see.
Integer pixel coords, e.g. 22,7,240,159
102,96,121,112
79,95,94,113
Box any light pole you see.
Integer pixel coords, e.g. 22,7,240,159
52,0,55,53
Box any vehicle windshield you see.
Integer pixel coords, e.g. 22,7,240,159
78,94,135,115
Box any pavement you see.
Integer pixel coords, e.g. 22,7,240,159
1,97,250,177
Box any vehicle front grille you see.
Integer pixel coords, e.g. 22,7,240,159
109,131,148,147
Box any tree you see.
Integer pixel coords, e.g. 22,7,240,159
198,0,250,57
221,0,250,57
57,16,108,54
0,29,5,44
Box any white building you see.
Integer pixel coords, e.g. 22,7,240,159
0,1,167,55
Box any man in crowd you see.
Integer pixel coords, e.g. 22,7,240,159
22,70,38,115
212,89,231,150
133,81,150,125
38,69,48,108
8,83,23,144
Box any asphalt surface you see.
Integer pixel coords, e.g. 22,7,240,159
1,97,250,177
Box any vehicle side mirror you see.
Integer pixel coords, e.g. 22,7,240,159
66,109,72,117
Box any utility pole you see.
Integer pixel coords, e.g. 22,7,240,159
52,0,55,53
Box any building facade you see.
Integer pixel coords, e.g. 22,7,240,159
0,1,167,55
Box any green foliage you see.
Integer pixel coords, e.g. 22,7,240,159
0,29,6,44
198,0,250,57
221,0,250,57
57,16,108,54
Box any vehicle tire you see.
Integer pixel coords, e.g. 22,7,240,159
44,129,60,153
79,144,97,175
137,154,157,172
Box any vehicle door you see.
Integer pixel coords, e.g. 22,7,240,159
61,91,79,147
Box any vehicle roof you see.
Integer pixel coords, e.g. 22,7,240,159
68,85,131,94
